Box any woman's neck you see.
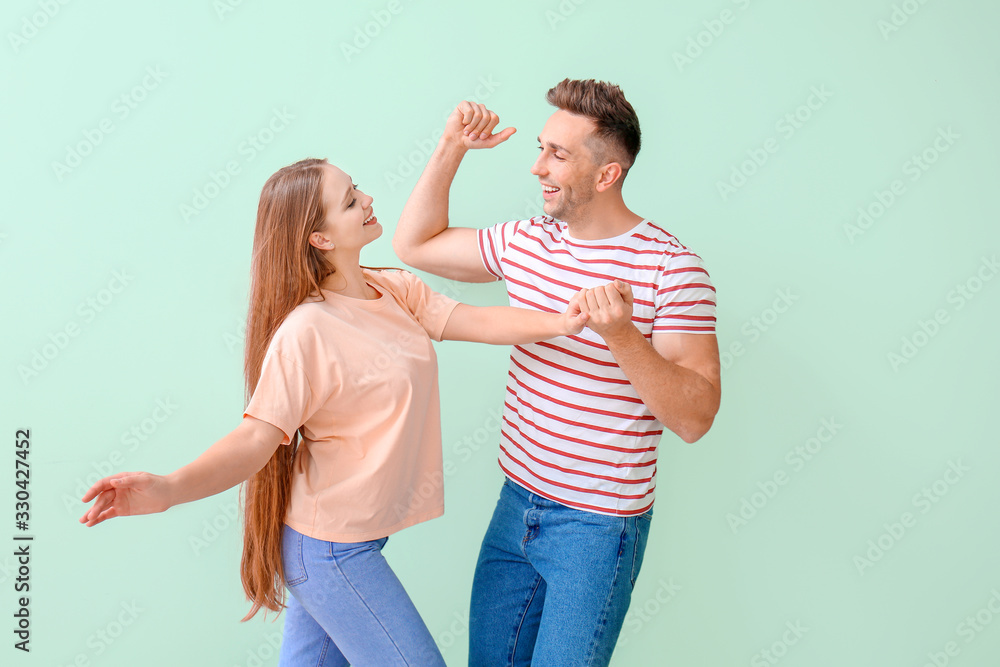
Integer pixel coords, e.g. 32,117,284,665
319,263,378,300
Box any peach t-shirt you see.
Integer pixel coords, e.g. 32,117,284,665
244,269,459,542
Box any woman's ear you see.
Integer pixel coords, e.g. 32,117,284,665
308,230,335,250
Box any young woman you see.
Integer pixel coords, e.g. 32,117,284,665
78,157,595,666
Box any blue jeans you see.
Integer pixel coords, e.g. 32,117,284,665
469,478,653,667
278,524,445,667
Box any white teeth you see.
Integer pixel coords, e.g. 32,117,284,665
363,212,374,224
543,186,559,193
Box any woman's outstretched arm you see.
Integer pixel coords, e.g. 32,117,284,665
79,416,285,527
441,287,591,344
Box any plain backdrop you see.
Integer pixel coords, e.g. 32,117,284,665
2,1,999,665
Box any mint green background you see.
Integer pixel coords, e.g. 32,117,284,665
3,0,999,665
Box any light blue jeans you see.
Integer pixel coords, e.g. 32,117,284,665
469,478,653,667
278,524,445,666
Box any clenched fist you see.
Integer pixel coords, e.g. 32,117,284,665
579,280,635,340
444,101,516,149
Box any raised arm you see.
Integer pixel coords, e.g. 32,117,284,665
79,416,285,526
393,101,516,282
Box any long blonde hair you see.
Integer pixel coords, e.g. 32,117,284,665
239,158,333,621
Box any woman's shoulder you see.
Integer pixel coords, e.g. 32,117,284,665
364,267,418,295
268,298,330,346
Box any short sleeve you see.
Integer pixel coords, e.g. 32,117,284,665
652,253,717,334
477,220,523,280
243,332,321,446
375,270,460,342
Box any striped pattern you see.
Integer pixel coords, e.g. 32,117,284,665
478,216,717,515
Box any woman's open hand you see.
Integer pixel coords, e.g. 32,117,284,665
79,471,173,527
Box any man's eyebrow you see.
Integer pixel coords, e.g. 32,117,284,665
537,137,571,155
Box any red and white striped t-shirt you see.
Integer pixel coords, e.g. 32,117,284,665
477,216,717,516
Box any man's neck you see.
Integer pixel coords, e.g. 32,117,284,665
563,202,644,241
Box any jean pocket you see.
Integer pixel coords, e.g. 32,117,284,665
281,525,308,588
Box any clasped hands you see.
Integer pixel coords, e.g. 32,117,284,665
566,280,635,341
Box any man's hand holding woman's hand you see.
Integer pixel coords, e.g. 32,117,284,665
578,280,635,342
560,281,635,339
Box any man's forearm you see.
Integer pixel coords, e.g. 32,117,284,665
604,326,721,443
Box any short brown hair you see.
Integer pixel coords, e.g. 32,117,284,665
545,78,641,182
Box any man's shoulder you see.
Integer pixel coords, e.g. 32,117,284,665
629,220,696,254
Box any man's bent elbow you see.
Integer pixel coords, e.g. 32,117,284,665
391,234,414,265
677,411,718,444
394,236,435,272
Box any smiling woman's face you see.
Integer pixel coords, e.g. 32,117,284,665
313,164,381,252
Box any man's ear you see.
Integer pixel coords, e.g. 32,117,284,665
595,162,624,193
308,230,335,250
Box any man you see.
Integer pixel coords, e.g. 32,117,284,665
394,79,721,666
